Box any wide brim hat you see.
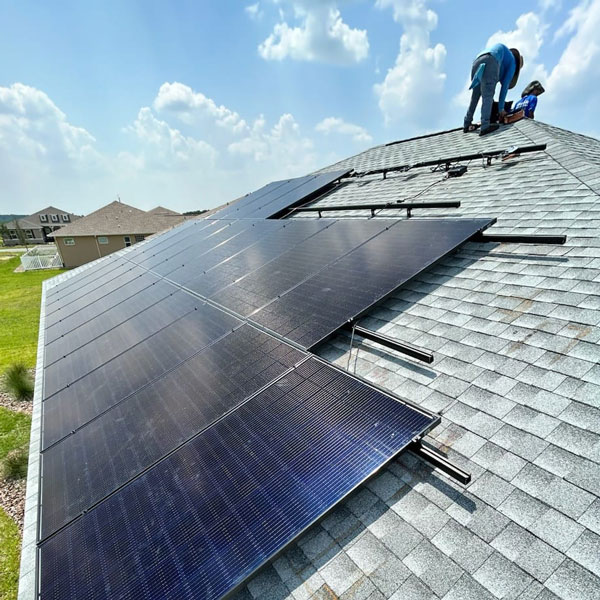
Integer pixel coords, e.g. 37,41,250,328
509,48,522,89
522,80,545,97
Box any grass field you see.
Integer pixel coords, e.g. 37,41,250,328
0,254,62,599
0,256,62,371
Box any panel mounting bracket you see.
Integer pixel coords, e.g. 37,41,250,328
409,439,472,485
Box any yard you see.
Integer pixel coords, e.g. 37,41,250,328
0,254,62,599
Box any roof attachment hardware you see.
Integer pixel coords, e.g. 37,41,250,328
409,439,472,485
354,144,547,179
475,233,567,245
345,324,434,364
447,165,467,178
294,200,460,219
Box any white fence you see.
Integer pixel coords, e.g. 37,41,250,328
20,245,62,271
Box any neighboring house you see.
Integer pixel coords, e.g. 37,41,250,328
50,200,185,268
1,206,80,246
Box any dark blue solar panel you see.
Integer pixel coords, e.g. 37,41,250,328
41,303,242,450
210,219,388,316
43,290,201,399
39,359,436,600
250,218,494,348
40,325,304,538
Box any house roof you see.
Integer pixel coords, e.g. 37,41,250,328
3,206,81,230
147,205,180,216
20,119,600,600
50,200,186,237
243,119,600,600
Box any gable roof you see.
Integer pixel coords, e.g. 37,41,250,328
147,205,180,216
2,206,81,230
50,200,186,237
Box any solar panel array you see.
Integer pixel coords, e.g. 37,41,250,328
37,171,494,599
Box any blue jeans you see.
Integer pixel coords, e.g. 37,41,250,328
464,53,499,130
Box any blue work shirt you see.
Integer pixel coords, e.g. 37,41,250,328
476,43,516,112
514,94,538,118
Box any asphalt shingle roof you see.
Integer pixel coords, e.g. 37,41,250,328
235,119,600,600
20,119,600,600
50,200,186,237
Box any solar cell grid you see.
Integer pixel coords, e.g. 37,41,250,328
182,219,331,296
155,220,280,281
43,290,200,399
40,325,304,539
44,278,174,354
131,220,245,272
39,359,436,600
210,219,388,317
41,304,242,450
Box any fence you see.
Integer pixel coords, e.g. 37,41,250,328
20,245,63,271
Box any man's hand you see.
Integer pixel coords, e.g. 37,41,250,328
499,109,507,122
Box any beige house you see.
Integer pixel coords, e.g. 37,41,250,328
51,201,186,268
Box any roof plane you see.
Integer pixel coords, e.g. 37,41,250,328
20,119,600,600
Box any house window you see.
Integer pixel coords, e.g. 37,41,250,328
98,236,109,245
134,234,145,243
124,236,132,247
64,238,75,246
26,230,34,239
9,231,18,240
50,214,59,222
62,214,70,222
40,214,48,223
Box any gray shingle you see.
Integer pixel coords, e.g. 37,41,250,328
474,552,532,600
441,574,496,600
347,532,391,575
432,519,493,573
369,556,411,596
319,553,363,597
566,529,600,577
468,471,515,508
390,575,436,600
546,558,600,600
529,508,585,553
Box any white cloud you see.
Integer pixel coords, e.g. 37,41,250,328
153,82,248,135
315,117,372,142
0,83,99,167
258,1,369,64
245,3,263,20
544,0,600,127
374,0,446,128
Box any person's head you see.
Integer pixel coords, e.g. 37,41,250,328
521,80,545,98
509,49,523,89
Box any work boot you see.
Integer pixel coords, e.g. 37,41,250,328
479,123,499,136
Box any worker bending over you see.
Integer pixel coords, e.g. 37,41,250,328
463,43,522,136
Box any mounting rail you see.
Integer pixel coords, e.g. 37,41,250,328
409,440,472,485
345,324,434,364
475,233,566,245
355,144,547,179
294,200,460,218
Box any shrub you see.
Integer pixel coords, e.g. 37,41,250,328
3,363,33,401
1,446,28,480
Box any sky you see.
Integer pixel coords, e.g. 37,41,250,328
0,0,599,215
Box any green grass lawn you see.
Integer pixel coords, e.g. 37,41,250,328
0,254,62,599
0,255,62,371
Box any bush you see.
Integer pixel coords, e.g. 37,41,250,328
3,363,33,401
1,446,28,480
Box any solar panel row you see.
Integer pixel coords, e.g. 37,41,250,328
40,358,437,600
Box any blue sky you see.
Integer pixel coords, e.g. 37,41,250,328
0,0,598,214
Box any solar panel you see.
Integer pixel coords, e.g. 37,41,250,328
41,324,304,539
39,358,437,600
250,218,494,348
208,169,351,220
